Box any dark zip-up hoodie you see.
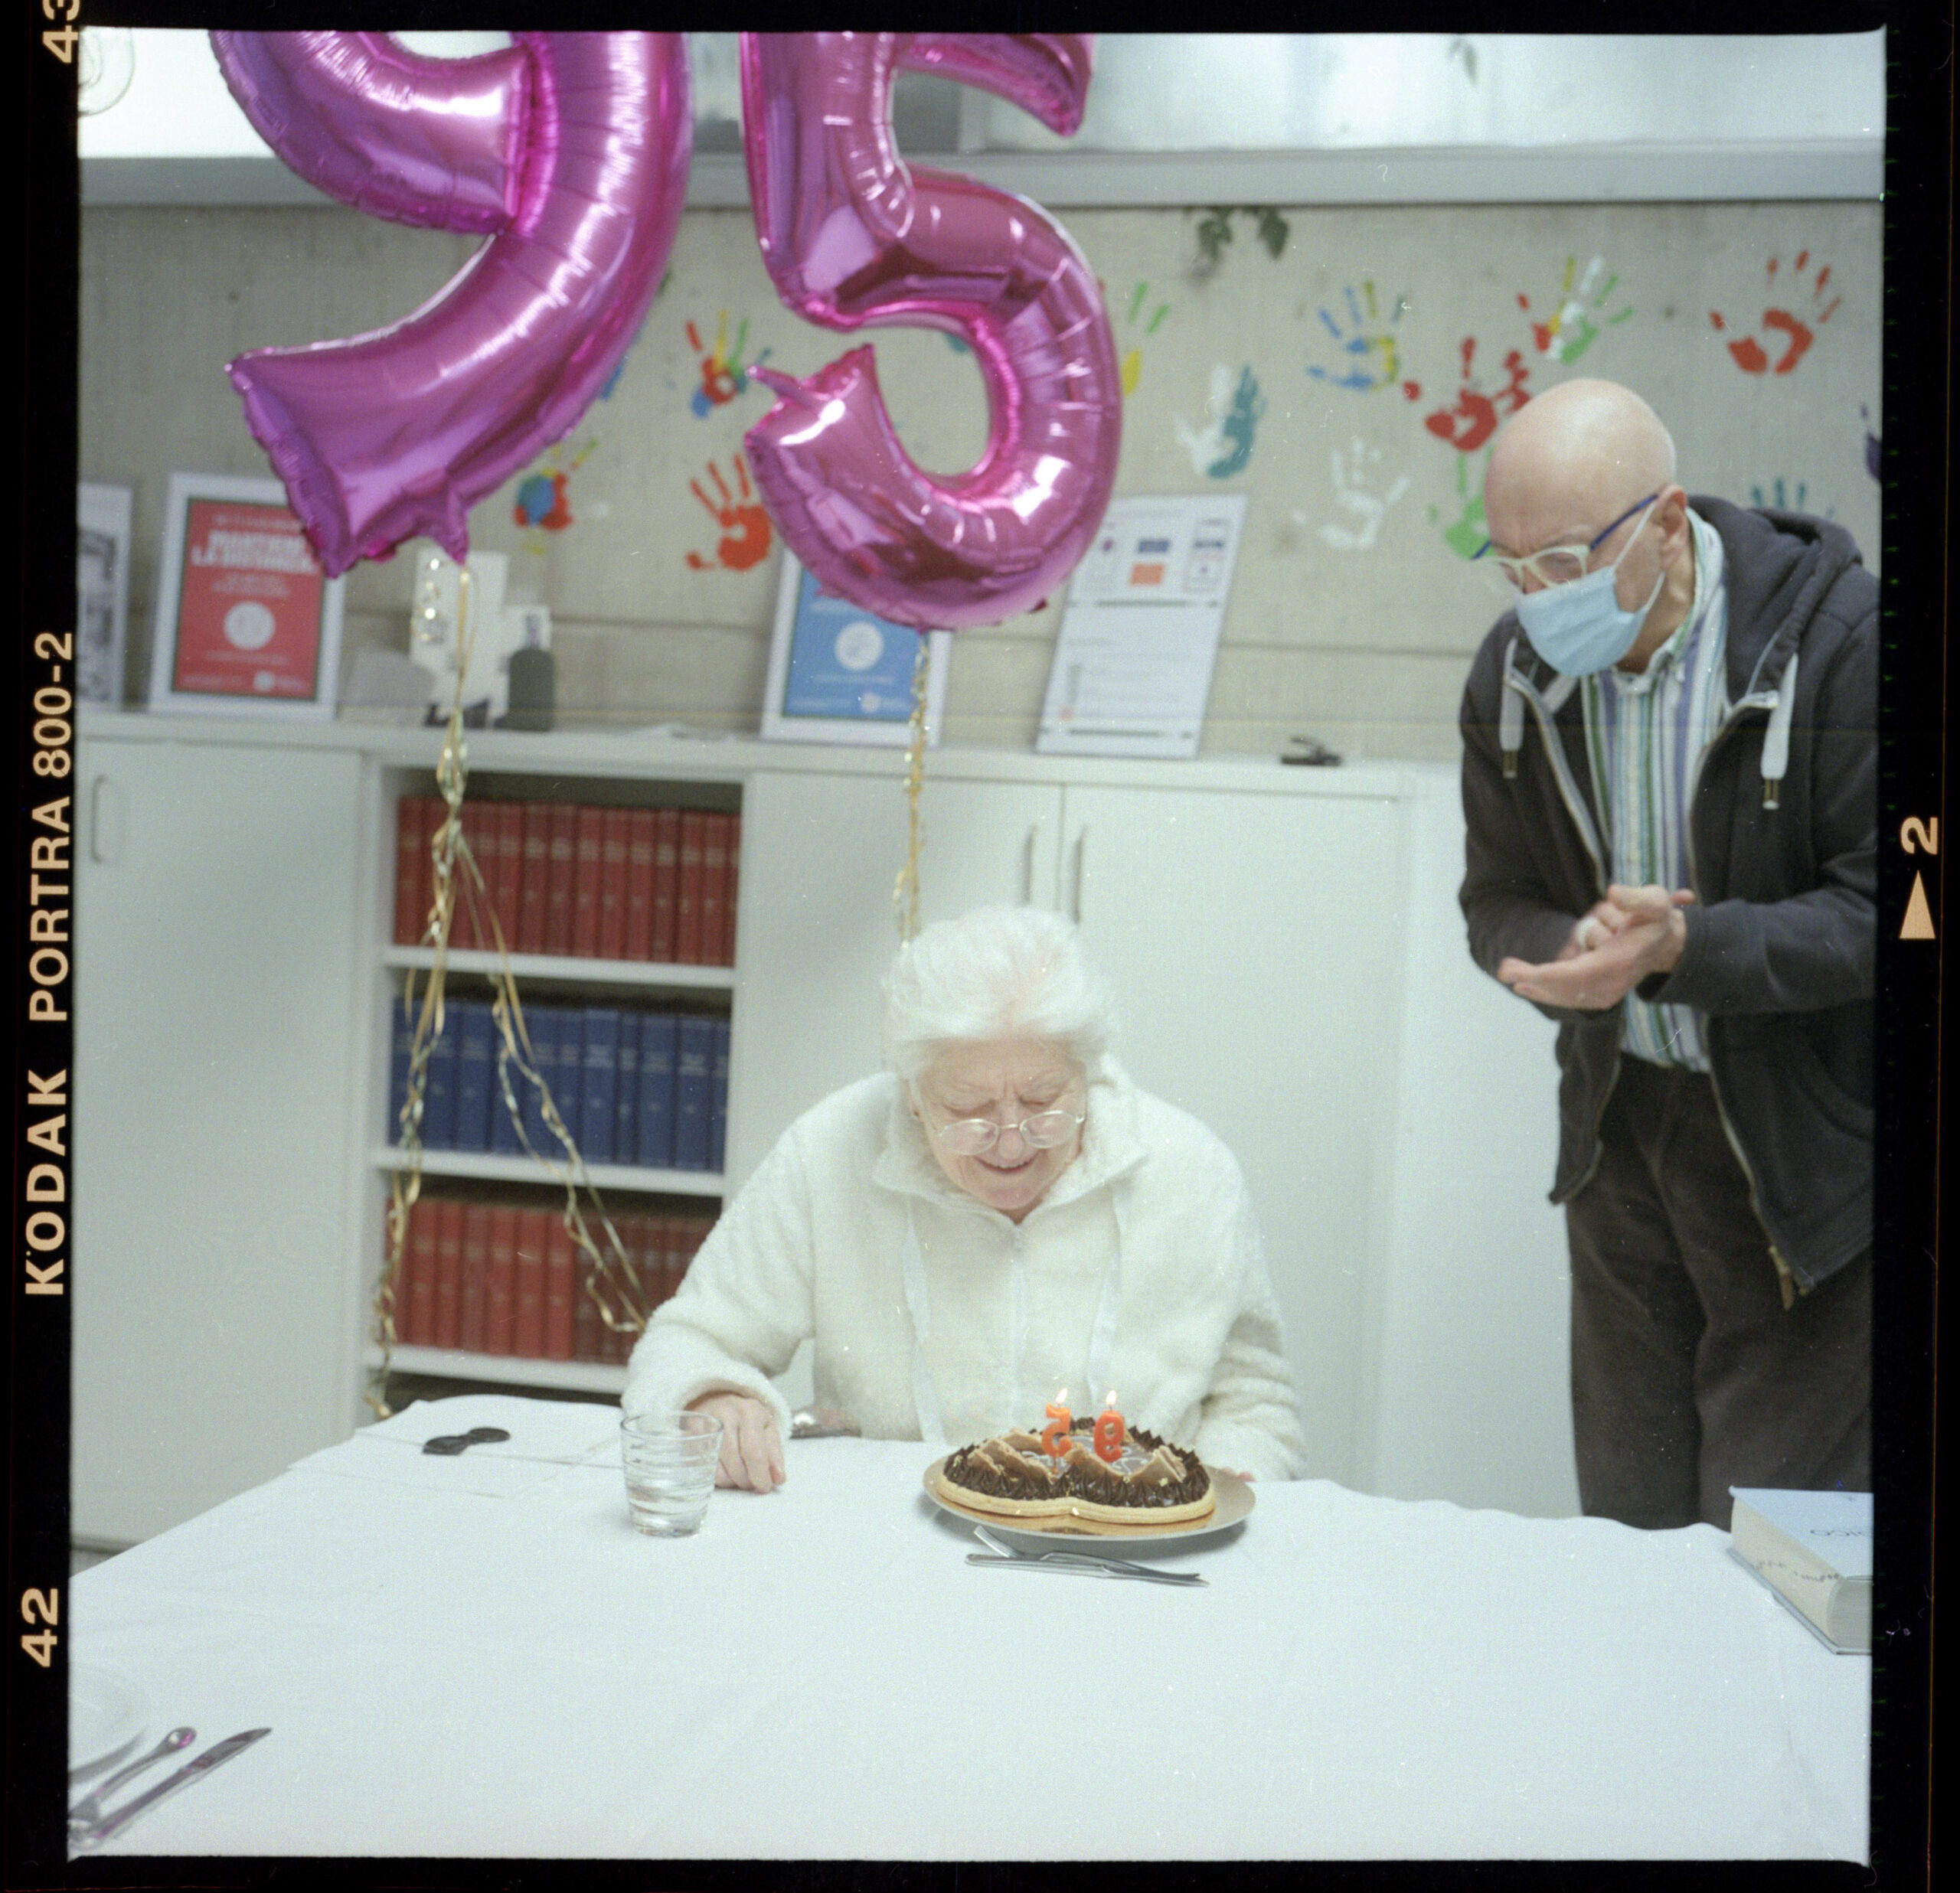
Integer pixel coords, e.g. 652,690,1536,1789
1458,497,1876,1294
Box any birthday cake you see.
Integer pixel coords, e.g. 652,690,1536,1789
935,1419,1215,1526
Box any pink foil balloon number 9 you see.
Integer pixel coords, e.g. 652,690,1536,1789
211,32,691,576
739,33,1121,630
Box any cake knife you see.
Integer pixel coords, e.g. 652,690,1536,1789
969,1525,1205,1585
71,1728,271,1850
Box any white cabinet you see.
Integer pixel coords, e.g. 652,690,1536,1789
73,736,371,1544
1060,783,1405,1483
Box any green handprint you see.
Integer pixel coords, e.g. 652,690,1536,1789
1429,449,1494,560
1517,255,1633,365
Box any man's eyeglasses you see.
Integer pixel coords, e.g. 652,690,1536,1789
929,1105,1086,1157
1474,489,1662,591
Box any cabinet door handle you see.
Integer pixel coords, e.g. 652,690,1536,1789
90,774,125,865
1021,824,1038,904
1070,828,1088,923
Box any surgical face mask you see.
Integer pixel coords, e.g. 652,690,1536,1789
1511,504,1664,674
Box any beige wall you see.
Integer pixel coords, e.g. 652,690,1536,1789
82,197,1880,761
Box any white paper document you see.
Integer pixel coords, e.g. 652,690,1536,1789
1038,494,1247,758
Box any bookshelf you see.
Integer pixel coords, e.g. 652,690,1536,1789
370,765,743,1402
367,1344,628,1396
370,1147,724,1196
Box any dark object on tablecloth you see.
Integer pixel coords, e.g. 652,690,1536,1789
1281,736,1342,765
422,1426,513,1456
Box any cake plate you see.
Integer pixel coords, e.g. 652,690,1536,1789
922,1457,1253,1549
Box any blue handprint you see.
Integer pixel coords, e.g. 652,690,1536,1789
1307,282,1413,395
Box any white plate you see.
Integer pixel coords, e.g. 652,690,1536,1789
923,1456,1253,1552
70,1664,149,1775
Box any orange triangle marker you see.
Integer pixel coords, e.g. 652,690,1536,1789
1900,871,1936,939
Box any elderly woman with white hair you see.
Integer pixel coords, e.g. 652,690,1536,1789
624,905,1306,1491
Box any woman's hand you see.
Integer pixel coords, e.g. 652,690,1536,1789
688,1392,786,1492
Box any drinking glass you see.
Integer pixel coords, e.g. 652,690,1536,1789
620,1409,723,1536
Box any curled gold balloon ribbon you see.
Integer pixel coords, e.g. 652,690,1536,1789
890,632,930,944
367,566,654,1419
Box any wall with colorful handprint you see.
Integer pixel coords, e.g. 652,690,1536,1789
82,195,1878,762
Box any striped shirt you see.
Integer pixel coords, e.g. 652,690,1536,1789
1581,508,1729,1070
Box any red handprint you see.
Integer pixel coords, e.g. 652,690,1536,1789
1423,338,1530,453
683,454,773,572
1710,253,1840,376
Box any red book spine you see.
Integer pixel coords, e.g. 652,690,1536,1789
420,798,447,946
609,1221,645,1364
671,1212,714,1305
545,804,578,956
513,1209,550,1356
433,1199,465,1350
570,806,604,957
394,797,425,946
598,808,630,961
590,1217,629,1366
698,814,728,970
635,1213,670,1317
572,1253,602,1364
623,1215,655,1332
544,1218,576,1362
675,811,707,964
400,1199,437,1346
624,811,655,961
474,801,500,949
485,1206,518,1356
721,813,741,966
490,803,521,948
651,809,680,961
453,801,482,950
518,804,553,954
459,1203,492,1353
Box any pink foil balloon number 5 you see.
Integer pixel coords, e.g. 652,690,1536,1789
740,33,1122,630
212,32,692,577
214,32,1119,632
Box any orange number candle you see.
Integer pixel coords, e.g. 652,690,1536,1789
1041,1395,1073,1458
1093,1399,1126,1463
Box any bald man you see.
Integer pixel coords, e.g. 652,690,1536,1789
1456,379,1874,1532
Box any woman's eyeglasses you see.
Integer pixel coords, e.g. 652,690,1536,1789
930,1106,1085,1157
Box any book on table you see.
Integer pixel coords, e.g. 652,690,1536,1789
1727,1487,1872,1653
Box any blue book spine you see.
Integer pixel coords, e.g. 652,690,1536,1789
520,1004,556,1152
673,1017,714,1171
637,1013,678,1170
552,1007,584,1150
421,1013,461,1150
613,1011,641,1171
580,1008,621,1165
707,1017,730,1174
387,995,415,1144
452,1001,495,1154
488,1007,524,1155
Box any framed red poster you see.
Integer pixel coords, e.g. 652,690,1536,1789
147,472,345,718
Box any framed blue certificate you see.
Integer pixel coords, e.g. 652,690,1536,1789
761,556,949,746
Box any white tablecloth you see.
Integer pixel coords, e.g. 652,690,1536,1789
70,1394,1868,1860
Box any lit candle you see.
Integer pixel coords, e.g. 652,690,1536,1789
1041,1389,1073,1458
1093,1391,1126,1463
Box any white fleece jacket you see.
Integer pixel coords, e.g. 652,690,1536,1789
623,1059,1308,1480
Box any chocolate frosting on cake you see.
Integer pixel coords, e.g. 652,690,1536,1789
942,1420,1212,1510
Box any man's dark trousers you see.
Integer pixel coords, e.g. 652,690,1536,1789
1566,1051,1870,1530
